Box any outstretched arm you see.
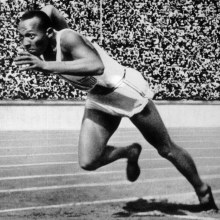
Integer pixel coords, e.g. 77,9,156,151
41,5,69,31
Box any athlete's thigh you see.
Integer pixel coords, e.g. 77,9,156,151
130,100,171,149
78,108,121,162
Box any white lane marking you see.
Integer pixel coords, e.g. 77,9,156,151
0,136,220,149
141,156,220,161
0,152,76,158
0,145,74,149
0,191,219,215
1,147,220,158
0,156,220,168
0,138,78,142
175,140,220,143
0,161,77,168
0,132,220,140
0,165,220,181
1,139,220,149
0,175,220,193
0,133,220,142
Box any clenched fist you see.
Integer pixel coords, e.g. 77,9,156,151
14,51,45,72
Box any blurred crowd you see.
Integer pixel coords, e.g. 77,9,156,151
0,0,220,100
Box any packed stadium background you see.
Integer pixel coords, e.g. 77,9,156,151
0,0,220,100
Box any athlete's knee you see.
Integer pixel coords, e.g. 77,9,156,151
79,157,98,171
158,148,172,159
156,141,176,159
79,161,98,171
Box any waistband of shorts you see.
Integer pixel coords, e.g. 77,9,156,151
89,69,126,95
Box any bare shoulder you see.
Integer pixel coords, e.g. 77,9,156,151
59,29,86,51
58,29,97,58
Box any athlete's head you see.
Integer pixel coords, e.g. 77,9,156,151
18,11,53,56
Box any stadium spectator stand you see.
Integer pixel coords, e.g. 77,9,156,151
0,0,220,100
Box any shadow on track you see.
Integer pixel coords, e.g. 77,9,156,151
113,198,203,218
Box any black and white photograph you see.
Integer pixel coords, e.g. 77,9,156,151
0,0,220,219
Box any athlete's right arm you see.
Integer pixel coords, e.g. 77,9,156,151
41,5,69,31
15,30,105,76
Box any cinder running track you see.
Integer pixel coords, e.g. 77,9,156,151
0,127,219,220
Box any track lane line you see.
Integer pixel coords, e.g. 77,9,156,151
0,133,220,141
0,152,76,158
1,139,220,149
1,147,220,158
0,145,74,149
0,175,219,193
1,133,220,141
1,156,220,168
0,161,77,168
0,165,220,181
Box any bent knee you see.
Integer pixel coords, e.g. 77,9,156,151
79,158,98,171
158,149,173,159
157,143,175,159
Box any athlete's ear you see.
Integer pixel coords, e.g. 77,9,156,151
46,27,54,38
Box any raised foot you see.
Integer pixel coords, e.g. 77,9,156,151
198,186,219,211
126,143,142,182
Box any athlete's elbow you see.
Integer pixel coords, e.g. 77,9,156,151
96,65,105,75
95,62,105,76
86,58,104,75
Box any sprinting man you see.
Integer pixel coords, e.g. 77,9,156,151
15,5,218,211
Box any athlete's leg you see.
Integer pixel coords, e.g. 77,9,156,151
130,100,218,210
78,108,141,181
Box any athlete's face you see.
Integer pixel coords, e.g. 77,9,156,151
18,17,49,56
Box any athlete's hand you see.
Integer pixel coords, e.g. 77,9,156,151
14,52,45,72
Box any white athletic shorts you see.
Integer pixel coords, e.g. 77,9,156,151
85,67,154,118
